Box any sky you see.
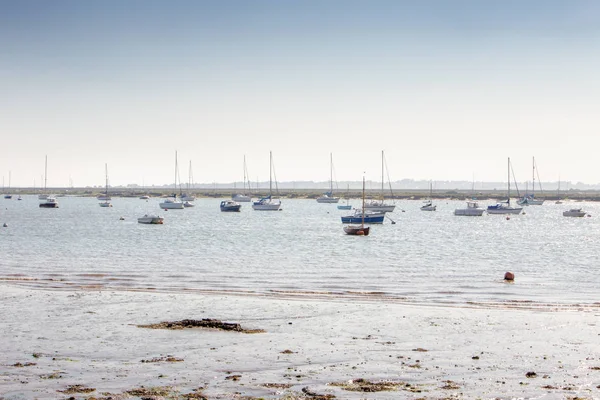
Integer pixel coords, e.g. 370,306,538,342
1,0,599,187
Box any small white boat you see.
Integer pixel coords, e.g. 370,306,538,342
252,152,281,211
159,151,185,209
364,200,395,213
364,150,396,213
181,194,195,202
160,197,185,209
563,208,586,217
454,200,485,216
183,201,195,208
487,157,523,215
420,181,436,211
139,195,150,200
137,214,164,224
232,193,252,202
317,153,339,203
99,164,112,207
17,195,22,201
252,196,281,211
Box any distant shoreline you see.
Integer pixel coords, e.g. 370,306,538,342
4,188,600,201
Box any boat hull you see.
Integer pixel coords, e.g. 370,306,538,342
344,225,370,236
99,202,112,207
232,194,252,202
364,205,395,213
39,202,58,208
420,205,436,211
337,205,352,210
563,210,586,217
138,215,164,224
221,205,241,212
159,201,185,209
341,214,384,224
252,203,281,211
454,208,485,216
487,207,522,215
4,195,12,199
316,197,339,203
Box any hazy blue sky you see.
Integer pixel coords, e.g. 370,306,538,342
1,0,599,187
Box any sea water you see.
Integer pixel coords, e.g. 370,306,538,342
1,196,599,307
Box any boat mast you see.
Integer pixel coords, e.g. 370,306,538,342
507,157,511,203
243,155,248,194
331,153,335,195
361,176,365,229
44,155,48,193
269,151,272,197
105,163,108,197
174,151,178,198
381,150,384,201
532,156,535,197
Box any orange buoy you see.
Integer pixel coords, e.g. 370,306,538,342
357,230,364,235
506,216,510,220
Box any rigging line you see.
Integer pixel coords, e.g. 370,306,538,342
510,163,521,197
535,159,544,193
383,152,396,201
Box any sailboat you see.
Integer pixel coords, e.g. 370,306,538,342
3,172,12,199
39,155,58,208
99,164,112,207
159,151,185,209
232,155,252,202
555,178,563,204
420,181,436,211
518,157,545,205
316,153,340,203
364,150,396,213
337,185,352,210
344,176,371,236
487,157,523,215
181,161,195,202
252,151,281,211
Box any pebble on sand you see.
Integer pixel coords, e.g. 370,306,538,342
504,271,515,281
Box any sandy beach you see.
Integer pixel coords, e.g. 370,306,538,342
1,285,599,399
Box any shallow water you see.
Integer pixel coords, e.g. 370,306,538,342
1,196,599,307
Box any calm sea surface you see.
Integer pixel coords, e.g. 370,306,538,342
1,196,599,308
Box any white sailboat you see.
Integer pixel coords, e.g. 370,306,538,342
487,157,523,215
555,177,563,204
518,156,545,205
252,151,281,211
3,172,12,199
180,161,195,202
316,153,340,203
563,208,586,217
99,164,112,207
39,155,58,208
420,181,436,211
159,151,185,210
364,150,395,213
232,155,252,202
337,185,352,210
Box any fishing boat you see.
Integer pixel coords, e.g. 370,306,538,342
220,200,241,212
39,196,58,208
252,151,281,211
232,155,252,202
364,150,395,213
518,157,545,205
39,156,58,208
487,158,523,215
344,177,371,235
337,185,352,210
180,161,196,202
563,208,586,217
137,214,164,224
99,164,112,207
454,200,485,216
159,151,185,210
317,153,340,203
420,181,436,211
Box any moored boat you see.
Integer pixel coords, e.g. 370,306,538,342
137,214,164,224
364,150,395,213
220,200,241,212
39,196,58,208
487,157,523,215
341,209,385,224
252,151,281,211
563,208,586,217
454,200,485,216
344,176,371,235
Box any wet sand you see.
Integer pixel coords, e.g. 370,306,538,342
1,284,599,399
